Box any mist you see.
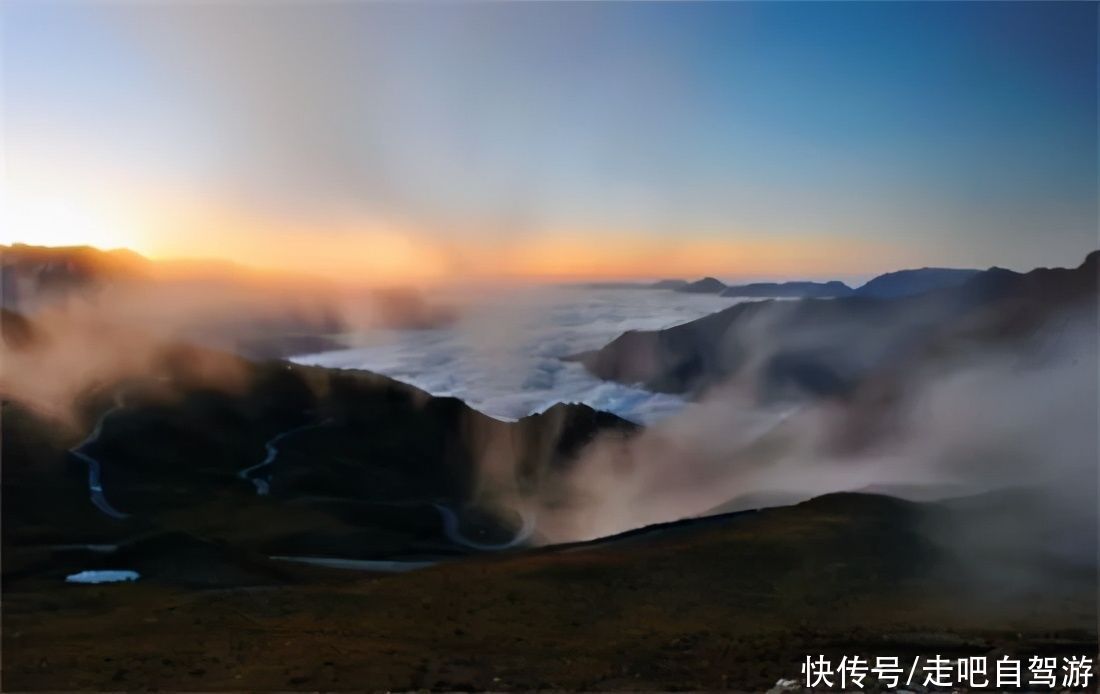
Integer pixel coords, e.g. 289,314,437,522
526,302,1098,568
3,243,1096,583
0,246,462,425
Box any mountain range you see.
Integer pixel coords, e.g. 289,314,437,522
2,246,1097,690
719,279,853,298
0,244,458,358
670,266,984,299
572,252,1097,399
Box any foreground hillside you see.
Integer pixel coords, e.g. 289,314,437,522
4,492,1095,691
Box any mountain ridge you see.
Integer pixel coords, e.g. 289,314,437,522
571,251,1099,398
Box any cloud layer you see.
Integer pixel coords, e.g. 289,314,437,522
294,287,744,423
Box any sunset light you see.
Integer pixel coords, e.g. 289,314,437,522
2,2,1097,690
3,193,145,253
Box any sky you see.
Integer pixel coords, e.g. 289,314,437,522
2,1,1097,284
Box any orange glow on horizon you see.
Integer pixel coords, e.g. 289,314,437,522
107,233,899,286
6,206,903,286
487,231,900,282
3,159,906,285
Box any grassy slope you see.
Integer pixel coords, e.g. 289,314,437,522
3,493,1095,691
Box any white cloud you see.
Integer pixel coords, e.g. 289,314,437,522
293,286,746,423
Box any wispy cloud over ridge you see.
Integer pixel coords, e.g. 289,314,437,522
294,288,745,423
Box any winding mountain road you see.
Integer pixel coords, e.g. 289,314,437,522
68,398,129,520
238,419,335,495
66,400,540,551
239,419,538,551
432,503,537,551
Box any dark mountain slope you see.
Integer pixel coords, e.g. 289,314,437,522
1,244,151,311
675,276,726,294
720,280,853,298
854,266,979,298
1,319,636,565
573,252,1098,398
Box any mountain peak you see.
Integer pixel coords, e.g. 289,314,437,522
676,277,726,294
855,267,980,299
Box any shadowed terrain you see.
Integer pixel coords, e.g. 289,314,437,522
572,252,1098,399
2,252,1097,691
5,1,1099,688
2,342,634,566
3,491,1094,691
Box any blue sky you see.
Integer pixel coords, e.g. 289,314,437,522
3,1,1097,280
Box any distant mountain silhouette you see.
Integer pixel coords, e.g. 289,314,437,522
572,252,1098,399
1,244,151,312
651,266,983,300
854,267,979,298
0,245,456,357
675,277,726,294
721,280,853,298
718,268,981,300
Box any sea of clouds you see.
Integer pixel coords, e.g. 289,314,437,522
292,286,747,423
